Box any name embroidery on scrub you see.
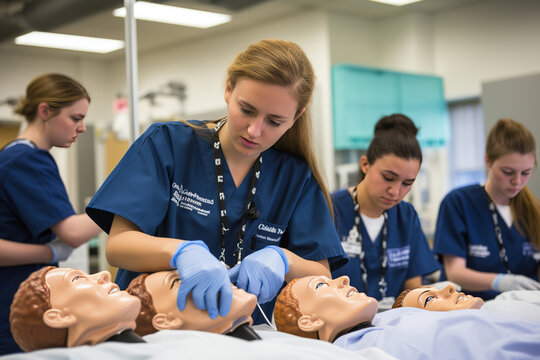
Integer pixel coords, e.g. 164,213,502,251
255,222,285,244
170,183,214,217
468,244,490,258
523,242,540,260
387,246,410,268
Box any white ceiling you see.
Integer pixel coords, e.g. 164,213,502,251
0,0,482,60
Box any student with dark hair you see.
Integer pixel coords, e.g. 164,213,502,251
331,114,440,304
0,74,102,355
434,118,540,300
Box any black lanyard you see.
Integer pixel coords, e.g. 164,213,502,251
213,119,262,266
348,185,388,298
483,186,511,274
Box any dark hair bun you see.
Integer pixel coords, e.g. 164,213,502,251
375,113,418,137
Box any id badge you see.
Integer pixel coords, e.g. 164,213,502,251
342,241,361,257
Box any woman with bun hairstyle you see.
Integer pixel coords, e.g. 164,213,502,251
0,73,102,355
331,114,440,303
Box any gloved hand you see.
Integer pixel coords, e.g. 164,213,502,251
46,238,74,263
491,274,540,292
170,240,232,319
228,246,289,304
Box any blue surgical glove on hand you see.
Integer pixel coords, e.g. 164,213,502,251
491,273,540,292
228,246,289,304
170,240,232,319
46,238,74,263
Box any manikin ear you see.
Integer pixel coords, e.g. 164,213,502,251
36,102,50,121
224,78,232,104
43,308,77,329
152,312,184,330
297,315,324,333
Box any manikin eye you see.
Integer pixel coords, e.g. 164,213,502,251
424,296,435,307
171,278,180,289
315,282,328,289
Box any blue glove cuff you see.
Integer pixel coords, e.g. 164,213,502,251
170,240,210,268
47,242,58,264
266,245,289,274
491,273,504,291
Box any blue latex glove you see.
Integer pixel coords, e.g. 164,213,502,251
46,238,74,264
228,246,289,304
170,240,232,319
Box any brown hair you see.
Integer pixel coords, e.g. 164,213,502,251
392,289,412,309
9,266,68,351
14,73,90,123
486,118,540,249
274,278,317,339
126,273,158,336
359,113,422,182
182,39,333,218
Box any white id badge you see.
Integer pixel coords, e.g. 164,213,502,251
342,241,361,257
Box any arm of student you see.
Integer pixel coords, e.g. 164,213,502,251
403,276,422,290
107,214,182,272
282,249,330,282
51,213,102,247
0,239,53,266
443,255,497,291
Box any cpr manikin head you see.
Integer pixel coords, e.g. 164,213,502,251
126,270,257,336
274,275,378,342
393,284,484,311
9,266,141,351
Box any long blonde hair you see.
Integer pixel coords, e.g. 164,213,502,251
184,39,333,216
486,118,540,249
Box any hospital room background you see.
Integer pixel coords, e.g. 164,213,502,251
0,0,539,275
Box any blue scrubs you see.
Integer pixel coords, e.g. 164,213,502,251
86,121,347,322
434,184,540,300
0,142,75,355
331,189,440,300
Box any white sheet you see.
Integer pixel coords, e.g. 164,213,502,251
1,330,396,360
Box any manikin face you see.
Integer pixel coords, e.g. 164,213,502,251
486,151,535,204
403,284,484,311
293,275,378,342
222,78,302,161
359,154,420,216
144,270,257,334
44,268,141,347
42,99,89,149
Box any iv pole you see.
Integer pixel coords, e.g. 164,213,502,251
123,0,139,144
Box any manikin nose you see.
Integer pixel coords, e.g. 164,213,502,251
93,271,112,284
334,276,350,287
442,284,456,295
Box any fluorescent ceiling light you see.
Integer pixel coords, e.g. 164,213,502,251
113,1,231,29
15,31,124,53
370,0,423,6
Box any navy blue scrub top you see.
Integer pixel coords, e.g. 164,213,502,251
0,142,74,355
87,121,347,321
331,189,440,300
434,184,540,300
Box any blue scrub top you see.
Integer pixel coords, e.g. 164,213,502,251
331,189,440,300
86,121,347,321
0,142,74,355
434,184,540,300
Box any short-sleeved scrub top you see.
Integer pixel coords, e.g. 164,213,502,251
434,184,540,300
331,189,440,300
86,121,347,321
0,141,75,355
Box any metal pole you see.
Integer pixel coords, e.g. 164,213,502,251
124,0,139,144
